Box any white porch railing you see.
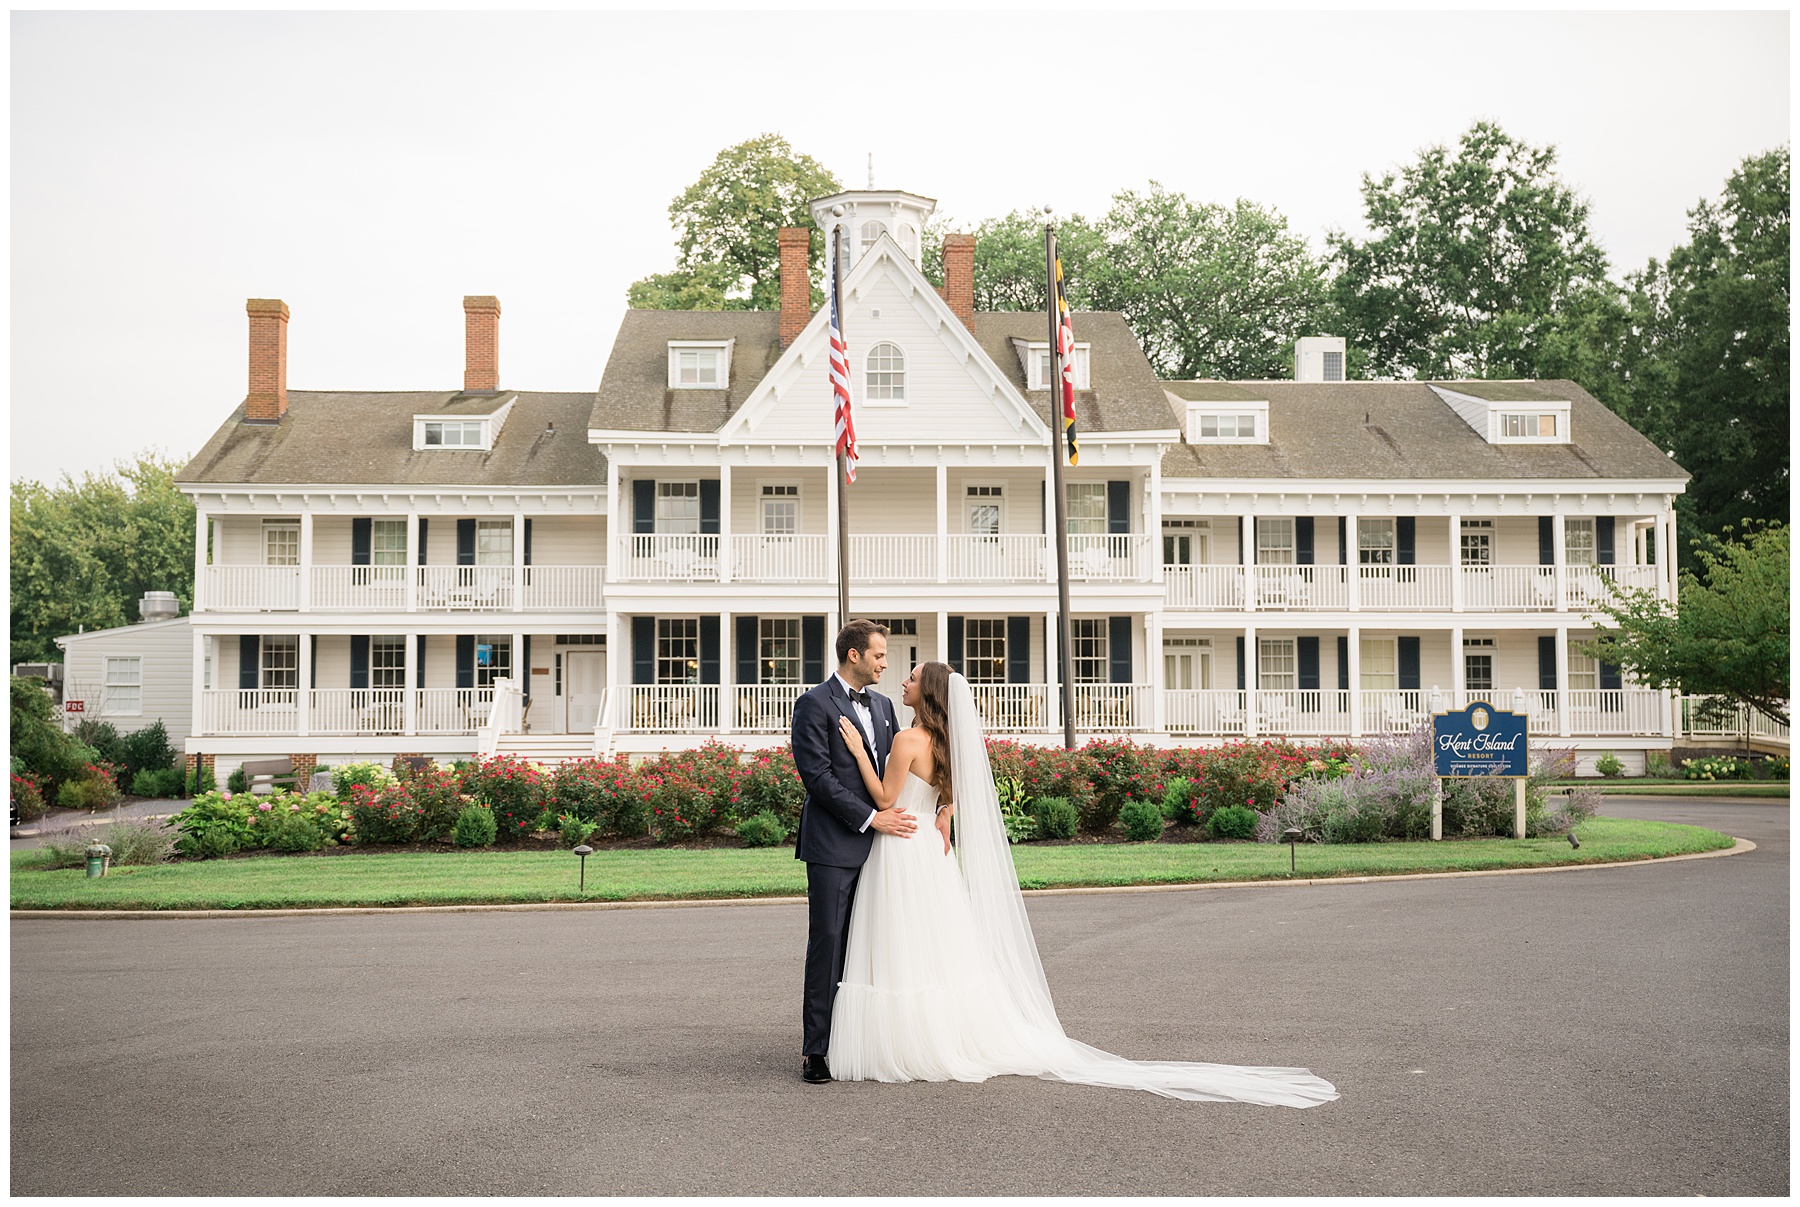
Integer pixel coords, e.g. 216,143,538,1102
1164,690,1249,736
1067,534,1146,582
1070,683,1150,731
947,535,1047,582
417,565,515,611
852,535,937,583
730,535,828,583
1360,689,1430,734
968,683,1051,733
1560,689,1664,736
310,566,407,611
1254,565,1351,611
1461,565,1558,611
199,689,298,734
478,677,525,756
621,535,720,582
732,684,806,734
202,566,301,611
1679,695,1790,745
1253,689,1353,737
414,688,495,735
520,566,606,610
1566,564,1662,610
1358,565,1452,610
626,685,721,732
1163,564,1245,610
200,687,493,736
309,688,406,736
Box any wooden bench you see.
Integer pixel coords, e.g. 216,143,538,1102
241,757,301,796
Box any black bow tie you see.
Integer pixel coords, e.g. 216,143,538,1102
847,688,871,709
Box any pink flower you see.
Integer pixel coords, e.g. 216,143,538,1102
258,802,273,812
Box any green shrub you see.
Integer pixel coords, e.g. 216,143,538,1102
226,766,249,794
331,761,396,800
1764,756,1790,780
401,765,471,841
11,772,47,822
253,801,329,852
996,775,1036,843
1119,797,1165,842
735,809,788,847
11,675,101,799
1161,776,1197,821
1207,804,1259,841
1030,796,1078,840
986,741,1095,828
169,790,255,856
117,721,178,785
33,830,96,870
192,826,241,859
1081,738,1164,833
1645,752,1675,778
1594,751,1626,779
558,813,598,848
460,755,549,842
453,804,497,848
129,767,184,798
1682,755,1753,781
345,782,421,846
56,764,120,811
188,764,218,797
609,790,650,840
736,747,805,829
101,818,178,865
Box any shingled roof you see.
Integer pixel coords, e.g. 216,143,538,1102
973,311,1181,435
1158,380,1688,482
178,391,607,487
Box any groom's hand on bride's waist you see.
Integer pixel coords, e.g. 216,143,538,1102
869,809,917,837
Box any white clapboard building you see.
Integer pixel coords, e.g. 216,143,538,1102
175,187,1696,780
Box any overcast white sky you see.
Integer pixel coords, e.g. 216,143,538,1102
10,8,1789,483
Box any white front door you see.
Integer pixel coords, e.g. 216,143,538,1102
566,651,606,732
877,639,920,729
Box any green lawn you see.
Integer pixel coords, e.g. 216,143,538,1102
1553,780,1789,797
9,816,1738,912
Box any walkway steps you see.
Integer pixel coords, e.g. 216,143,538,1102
490,734,599,768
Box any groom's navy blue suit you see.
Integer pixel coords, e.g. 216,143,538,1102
792,675,897,1058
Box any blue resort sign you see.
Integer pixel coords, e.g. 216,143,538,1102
1433,701,1529,778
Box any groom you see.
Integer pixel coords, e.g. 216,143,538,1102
790,619,917,1084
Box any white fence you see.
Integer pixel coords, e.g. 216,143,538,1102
1164,564,1244,610
202,566,300,611
968,683,1052,733
200,687,494,736
733,684,806,734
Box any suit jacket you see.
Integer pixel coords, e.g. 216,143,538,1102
791,677,897,868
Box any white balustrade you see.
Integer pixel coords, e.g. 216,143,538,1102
199,689,298,735
733,684,806,733
417,565,516,610
626,685,720,732
202,566,300,611
1460,565,1558,611
520,565,606,610
1359,689,1428,734
1252,565,1350,611
851,535,936,583
1069,683,1150,731
1164,690,1249,736
1067,534,1145,582
1565,689,1666,736
1565,564,1662,610
309,688,406,736
1253,689,1352,737
947,535,1048,582
967,683,1050,733
416,687,494,735
310,566,408,611
729,535,828,583
1163,565,1245,610
1357,565,1452,610
620,535,720,582
1680,696,1789,744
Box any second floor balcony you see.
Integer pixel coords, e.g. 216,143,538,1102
615,533,1153,585
200,565,607,614
1162,563,1662,614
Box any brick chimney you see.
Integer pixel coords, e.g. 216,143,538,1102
778,227,811,348
463,295,501,393
942,233,976,333
244,298,290,423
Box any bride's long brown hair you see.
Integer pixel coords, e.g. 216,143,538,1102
913,660,954,808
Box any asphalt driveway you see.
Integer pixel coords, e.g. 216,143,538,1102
10,797,1787,1196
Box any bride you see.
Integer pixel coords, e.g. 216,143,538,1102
829,660,1338,1108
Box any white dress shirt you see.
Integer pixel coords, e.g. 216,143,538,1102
834,673,880,833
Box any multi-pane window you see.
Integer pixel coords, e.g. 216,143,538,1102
868,618,919,637
1031,346,1090,389
103,657,141,715
1256,518,1295,565
657,618,698,685
1565,518,1596,566
475,519,513,566
1070,618,1109,684
1359,637,1396,691
761,485,798,535
759,618,800,685
676,348,719,386
1460,519,1494,566
1464,637,1495,694
1163,638,1211,691
264,521,299,566
1501,413,1557,438
1358,518,1395,565
1066,483,1108,536
967,485,1002,536
656,482,701,535
964,619,1007,684
371,637,407,689
859,221,886,253
372,519,407,566
423,420,484,447
475,635,512,689
1163,520,1207,566
865,343,905,401
1197,413,1258,438
1259,638,1297,691
262,636,298,691
1568,648,1599,691
1321,350,1344,382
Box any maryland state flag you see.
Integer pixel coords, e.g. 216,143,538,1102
1053,252,1080,466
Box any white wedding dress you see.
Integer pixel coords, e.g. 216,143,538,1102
828,674,1338,1108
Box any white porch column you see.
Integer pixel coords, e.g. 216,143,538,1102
1043,608,1059,733
405,512,419,612
193,508,208,613
1450,625,1465,707
1448,513,1464,612
1242,624,1257,738
718,464,733,584
1146,613,1164,732
191,626,207,737
1346,510,1360,612
403,632,417,736
1663,508,1679,604
297,632,312,739
1552,511,1568,612
1147,460,1162,585
937,464,950,584
936,609,950,663
718,609,733,734
1347,625,1362,738
605,609,622,731
298,512,314,613
512,511,526,612
604,457,620,584
1555,624,1572,737
1242,514,1258,611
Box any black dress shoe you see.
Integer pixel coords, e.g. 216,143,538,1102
802,1054,832,1084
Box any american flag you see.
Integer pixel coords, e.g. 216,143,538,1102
1054,253,1080,466
828,241,858,483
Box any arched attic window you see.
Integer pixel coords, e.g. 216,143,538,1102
865,342,905,401
860,221,887,254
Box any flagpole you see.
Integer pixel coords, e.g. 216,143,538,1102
833,222,853,627
1044,223,1077,751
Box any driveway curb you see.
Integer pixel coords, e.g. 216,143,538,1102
8,836,1754,921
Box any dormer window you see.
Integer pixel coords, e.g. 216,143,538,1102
667,340,733,389
1198,414,1257,438
1431,385,1570,444
1501,412,1557,438
423,420,484,447
1025,343,1091,390
1184,399,1270,444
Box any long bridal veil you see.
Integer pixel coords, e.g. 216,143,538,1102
944,672,1339,1107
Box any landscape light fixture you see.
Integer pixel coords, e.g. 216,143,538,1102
573,844,594,891
1281,827,1304,875
1568,832,1580,850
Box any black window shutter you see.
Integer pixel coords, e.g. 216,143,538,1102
1337,635,1349,691
352,518,372,567
802,616,826,683
631,617,656,684
521,635,531,699
1596,516,1615,565
416,635,427,689
1396,516,1415,565
736,616,759,686
1241,518,1249,565
1106,481,1130,535
947,615,964,674
699,480,720,535
417,517,428,565
456,635,475,689
456,519,476,566
523,518,533,567
1296,517,1314,565
1645,526,1657,566
1006,616,1031,685
310,637,317,689
1297,636,1320,691
350,635,369,690
633,480,656,535
1599,660,1622,692
1338,516,1348,565
699,616,720,685
1108,616,1132,683
1538,635,1557,690
1538,517,1554,566
239,635,259,691
1397,636,1421,691
1235,636,1246,690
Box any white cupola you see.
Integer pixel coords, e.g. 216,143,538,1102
810,190,937,271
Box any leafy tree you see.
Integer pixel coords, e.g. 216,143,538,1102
1579,522,1789,728
948,209,1105,313
628,134,841,311
1087,186,1330,379
1328,121,1614,382
10,452,194,664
